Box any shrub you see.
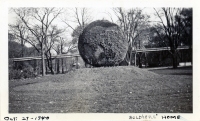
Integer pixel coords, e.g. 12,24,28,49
9,69,23,80
78,20,128,67
9,67,36,80
21,67,35,78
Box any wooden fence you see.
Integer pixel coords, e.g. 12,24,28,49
10,46,191,74
11,54,84,74
133,46,190,52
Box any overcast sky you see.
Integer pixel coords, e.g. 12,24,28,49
8,7,158,41
8,8,157,26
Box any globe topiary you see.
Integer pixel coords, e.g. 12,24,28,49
78,20,128,67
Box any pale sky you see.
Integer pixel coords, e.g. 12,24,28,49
8,7,158,50
8,7,157,31
8,8,118,40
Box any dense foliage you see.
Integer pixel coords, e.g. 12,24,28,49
78,20,128,67
9,66,36,80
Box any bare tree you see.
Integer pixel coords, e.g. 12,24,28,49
11,7,63,75
61,8,93,67
9,21,29,57
44,25,64,74
52,36,77,73
113,8,150,66
62,8,92,33
61,7,92,49
153,7,187,68
52,36,77,55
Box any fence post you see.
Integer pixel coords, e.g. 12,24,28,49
62,58,64,73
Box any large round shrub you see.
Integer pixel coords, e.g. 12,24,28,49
78,20,128,67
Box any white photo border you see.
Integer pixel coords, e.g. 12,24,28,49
1,0,199,121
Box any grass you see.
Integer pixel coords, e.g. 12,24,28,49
9,66,192,113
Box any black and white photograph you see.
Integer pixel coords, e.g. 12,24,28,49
8,7,193,113
1,0,200,120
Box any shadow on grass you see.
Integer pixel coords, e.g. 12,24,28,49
169,73,192,75
149,66,192,76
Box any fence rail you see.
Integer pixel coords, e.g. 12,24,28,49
134,46,190,52
12,54,80,62
11,46,191,62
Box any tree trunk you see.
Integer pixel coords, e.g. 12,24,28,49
57,58,60,74
20,35,24,57
134,52,137,66
138,53,142,68
41,44,46,76
46,58,55,74
129,38,133,66
21,43,24,57
172,51,178,69
145,52,147,68
45,51,55,75
50,66,55,74
129,49,132,66
61,58,64,74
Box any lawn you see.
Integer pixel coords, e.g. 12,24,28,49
9,66,192,113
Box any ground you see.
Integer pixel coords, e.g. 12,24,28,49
9,66,192,113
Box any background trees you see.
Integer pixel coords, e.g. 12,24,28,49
113,8,150,66
62,8,92,54
9,7,192,76
9,7,93,76
153,8,192,68
176,8,192,47
9,21,28,57
10,8,64,75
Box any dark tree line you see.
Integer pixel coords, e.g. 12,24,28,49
152,8,192,68
110,7,192,68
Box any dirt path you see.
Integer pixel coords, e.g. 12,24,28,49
9,66,192,113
